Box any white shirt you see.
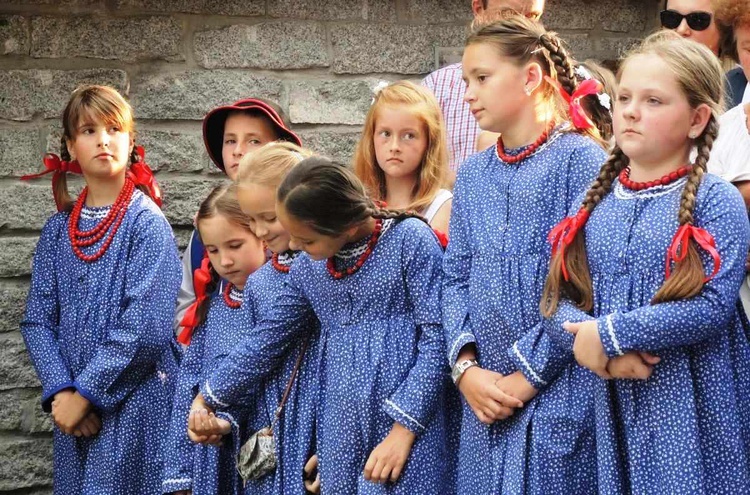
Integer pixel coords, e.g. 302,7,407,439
708,104,750,183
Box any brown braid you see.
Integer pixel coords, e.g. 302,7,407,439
366,200,429,227
652,116,719,303
538,33,577,97
540,147,630,317
53,135,74,212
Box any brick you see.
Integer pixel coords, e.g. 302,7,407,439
0,16,30,56
296,128,361,164
266,0,396,20
174,226,194,252
545,0,600,31
0,280,31,334
546,0,657,33
114,0,264,16
194,22,328,70
0,388,53,433
596,36,641,58
0,180,68,230
0,69,128,121
0,237,38,278
403,0,472,22
159,177,226,226
131,70,283,120
0,436,53,491
136,129,208,173
0,129,43,177
289,79,380,125
31,16,183,62
332,24,434,74
0,332,40,391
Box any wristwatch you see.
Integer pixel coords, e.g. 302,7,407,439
451,359,478,386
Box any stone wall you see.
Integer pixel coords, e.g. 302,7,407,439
0,1,659,492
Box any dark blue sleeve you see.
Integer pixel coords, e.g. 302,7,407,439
74,212,182,412
383,223,448,435
20,215,74,412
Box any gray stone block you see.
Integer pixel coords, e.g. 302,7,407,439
0,436,53,491
596,36,641,58
0,237,38,278
31,16,183,62
0,388,53,433
0,280,31,334
0,129,43,177
297,128,361,164
267,0,394,20
0,69,128,121
403,0,472,22
195,22,328,70
331,24,434,74
0,332,40,390
159,177,226,226
137,129,208,173
289,79,379,125
131,70,283,120
114,0,264,16
0,16,30,56
0,181,64,230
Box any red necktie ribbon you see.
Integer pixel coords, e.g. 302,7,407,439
545,76,602,130
665,224,721,282
548,208,590,281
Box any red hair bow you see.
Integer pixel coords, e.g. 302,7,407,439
665,224,721,282
177,256,212,345
548,208,590,281
433,228,449,249
21,154,83,212
127,146,162,208
544,76,603,130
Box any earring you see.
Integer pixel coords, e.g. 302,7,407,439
688,131,697,139
524,87,532,96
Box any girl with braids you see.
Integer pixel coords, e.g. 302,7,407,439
536,33,750,493
444,14,607,494
162,184,267,495
185,143,322,495
189,157,448,493
20,85,181,494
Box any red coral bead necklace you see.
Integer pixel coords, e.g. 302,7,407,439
496,122,555,164
68,178,135,263
223,283,242,309
619,165,691,191
327,219,383,280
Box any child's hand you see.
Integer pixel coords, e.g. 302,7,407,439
494,371,538,405
565,320,611,379
458,366,524,424
303,454,320,494
51,389,91,435
363,422,416,484
607,351,661,380
187,409,224,445
173,491,191,495
73,411,102,438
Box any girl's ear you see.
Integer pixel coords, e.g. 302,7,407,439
688,103,712,139
65,138,75,160
524,62,544,96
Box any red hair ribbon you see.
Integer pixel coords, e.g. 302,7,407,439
177,256,212,345
544,76,602,130
433,228,449,249
127,146,163,208
548,208,590,281
665,224,721,282
21,154,84,212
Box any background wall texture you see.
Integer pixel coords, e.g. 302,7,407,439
0,1,659,492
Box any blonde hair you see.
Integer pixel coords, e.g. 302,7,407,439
541,33,724,316
57,85,145,210
467,15,607,148
353,81,449,213
236,141,313,189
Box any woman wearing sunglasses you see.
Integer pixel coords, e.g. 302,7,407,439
661,1,733,64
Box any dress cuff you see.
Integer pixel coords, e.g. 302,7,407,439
382,399,426,435
597,314,625,358
448,332,476,366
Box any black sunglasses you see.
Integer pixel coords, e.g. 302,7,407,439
660,9,712,31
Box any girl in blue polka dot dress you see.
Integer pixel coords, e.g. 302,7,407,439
20,85,182,495
536,33,750,494
445,16,610,494
162,183,267,495
191,157,448,494
186,143,322,495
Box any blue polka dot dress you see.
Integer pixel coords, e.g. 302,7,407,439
162,281,250,495
443,126,606,494
525,173,750,493
20,189,182,495
231,252,320,495
202,218,449,494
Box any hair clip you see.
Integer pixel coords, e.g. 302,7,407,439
371,80,390,104
574,65,593,81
